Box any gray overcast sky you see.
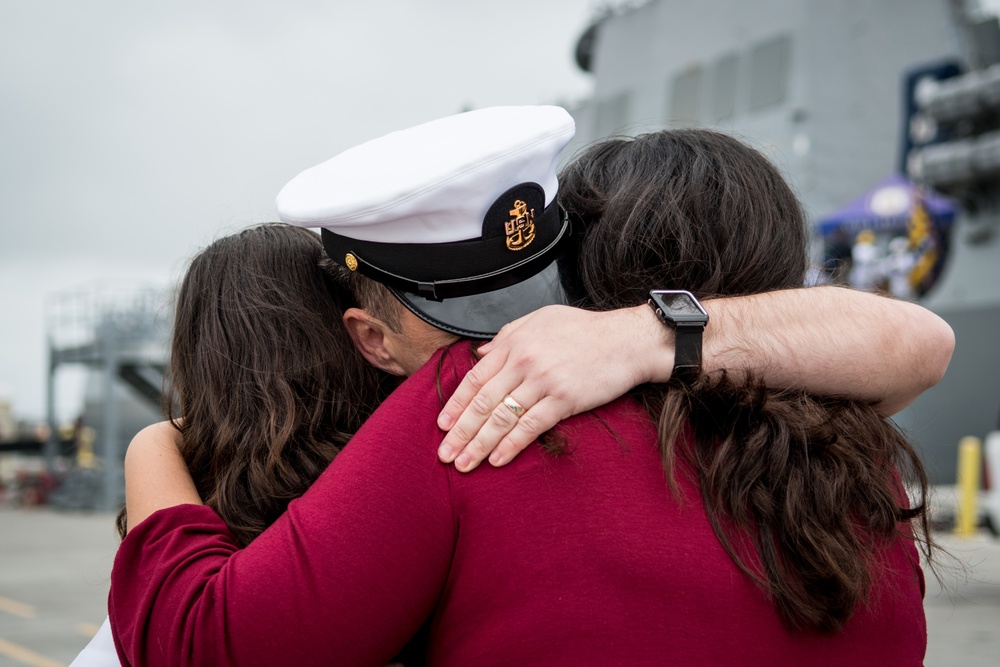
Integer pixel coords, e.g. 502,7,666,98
0,0,597,420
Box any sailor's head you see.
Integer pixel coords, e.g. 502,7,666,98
277,105,575,375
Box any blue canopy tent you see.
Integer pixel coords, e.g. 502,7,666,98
816,175,957,297
817,174,956,237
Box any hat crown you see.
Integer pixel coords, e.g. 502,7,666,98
276,105,575,244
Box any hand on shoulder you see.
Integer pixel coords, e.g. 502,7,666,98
436,304,663,472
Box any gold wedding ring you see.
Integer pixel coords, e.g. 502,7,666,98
502,395,525,417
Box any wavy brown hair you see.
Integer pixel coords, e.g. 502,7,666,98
118,224,393,546
559,129,932,633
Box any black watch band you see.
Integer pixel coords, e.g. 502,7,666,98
671,325,704,383
648,290,709,384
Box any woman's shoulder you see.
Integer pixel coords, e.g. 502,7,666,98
132,420,180,442
329,342,479,474
389,340,479,404
342,342,478,453
126,421,181,461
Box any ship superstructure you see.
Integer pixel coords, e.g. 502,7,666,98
567,0,1000,482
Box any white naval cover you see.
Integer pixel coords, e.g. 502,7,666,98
276,105,575,244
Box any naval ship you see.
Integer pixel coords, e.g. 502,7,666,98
564,0,1000,484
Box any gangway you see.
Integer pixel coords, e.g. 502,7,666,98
44,284,172,511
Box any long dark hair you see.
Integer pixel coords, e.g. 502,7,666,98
118,224,393,546
559,129,932,632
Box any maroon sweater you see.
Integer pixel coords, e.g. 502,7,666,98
109,341,926,666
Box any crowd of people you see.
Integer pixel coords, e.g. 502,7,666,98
821,223,942,300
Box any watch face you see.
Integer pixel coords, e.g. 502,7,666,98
662,292,703,316
648,290,706,380
650,290,708,326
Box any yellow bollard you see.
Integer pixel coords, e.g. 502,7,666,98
954,436,982,538
77,427,97,469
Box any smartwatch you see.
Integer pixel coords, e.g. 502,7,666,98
648,290,709,383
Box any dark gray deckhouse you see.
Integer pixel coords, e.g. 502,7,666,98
565,0,1000,483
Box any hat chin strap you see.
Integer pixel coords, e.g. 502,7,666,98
322,203,571,301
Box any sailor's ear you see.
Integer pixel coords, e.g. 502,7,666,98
342,308,407,376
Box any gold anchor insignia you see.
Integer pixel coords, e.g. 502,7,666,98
345,253,358,271
505,200,536,251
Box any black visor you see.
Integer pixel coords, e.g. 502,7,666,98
389,261,567,339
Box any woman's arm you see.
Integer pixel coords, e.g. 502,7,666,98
436,286,955,471
123,422,201,532
110,360,459,667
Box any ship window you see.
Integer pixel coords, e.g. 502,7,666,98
710,53,739,121
596,92,632,137
748,34,792,111
669,66,702,125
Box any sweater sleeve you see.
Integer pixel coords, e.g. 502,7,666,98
109,347,465,667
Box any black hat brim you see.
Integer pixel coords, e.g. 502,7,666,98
388,262,567,339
